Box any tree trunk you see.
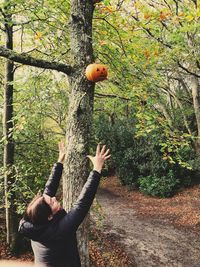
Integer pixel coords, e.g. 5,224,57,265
63,1,95,266
3,2,18,251
191,76,200,155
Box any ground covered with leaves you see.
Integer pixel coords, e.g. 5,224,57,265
91,176,200,267
89,218,135,267
100,176,200,230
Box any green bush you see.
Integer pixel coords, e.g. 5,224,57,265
93,114,195,196
93,115,138,183
138,171,180,198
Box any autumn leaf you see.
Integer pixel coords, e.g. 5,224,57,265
99,40,107,46
186,14,194,21
178,12,185,17
153,50,159,56
35,32,42,40
159,11,166,21
143,50,150,59
144,13,151,20
101,6,113,13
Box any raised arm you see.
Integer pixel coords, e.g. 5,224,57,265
43,141,65,197
59,144,111,231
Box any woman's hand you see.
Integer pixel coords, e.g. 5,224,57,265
87,144,111,173
58,141,65,164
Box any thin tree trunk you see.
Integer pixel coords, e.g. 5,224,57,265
3,2,18,251
63,1,95,266
191,76,200,154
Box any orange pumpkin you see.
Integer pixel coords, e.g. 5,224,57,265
85,63,108,82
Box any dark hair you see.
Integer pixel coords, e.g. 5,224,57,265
25,193,52,225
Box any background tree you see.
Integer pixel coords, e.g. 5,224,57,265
1,0,18,250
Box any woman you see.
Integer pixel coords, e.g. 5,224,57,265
19,142,110,267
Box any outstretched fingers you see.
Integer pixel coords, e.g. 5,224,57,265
98,145,111,159
103,148,110,157
102,148,111,160
104,154,111,160
96,143,101,155
100,145,106,155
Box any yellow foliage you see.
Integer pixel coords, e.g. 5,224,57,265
35,32,42,40
196,9,200,17
133,1,141,8
99,40,107,46
186,14,194,22
101,6,113,13
178,12,185,17
144,13,151,20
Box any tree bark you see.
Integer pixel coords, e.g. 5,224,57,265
3,2,18,251
62,1,95,266
191,76,200,154
0,46,73,75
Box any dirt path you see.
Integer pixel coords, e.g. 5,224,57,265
96,186,200,267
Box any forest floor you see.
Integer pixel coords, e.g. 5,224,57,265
1,176,200,267
90,176,200,267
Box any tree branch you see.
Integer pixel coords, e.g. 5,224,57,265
95,92,130,101
177,61,200,78
160,85,193,135
163,0,173,11
0,7,6,18
143,27,172,49
101,18,127,57
116,0,125,10
0,46,73,75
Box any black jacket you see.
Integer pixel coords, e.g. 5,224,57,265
18,162,101,267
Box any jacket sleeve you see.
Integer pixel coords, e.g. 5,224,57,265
59,170,101,232
43,162,63,197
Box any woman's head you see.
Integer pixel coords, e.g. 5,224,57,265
25,193,52,225
25,193,61,225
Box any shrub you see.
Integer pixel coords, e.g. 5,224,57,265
138,170,180,198
93,114,194,195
